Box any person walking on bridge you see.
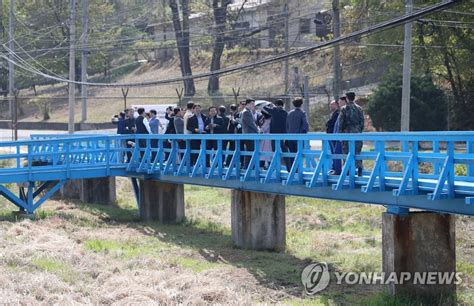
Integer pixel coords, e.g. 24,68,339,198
224,104,239,166
149,109,162,134
264,99,290,168
218,105,230,166
183,101,194,135
205,106,224,167
149,109,161,161
116,112,126,135
241,98,259,168
135,108,151,160
286,97,309,170
187,104,208,165
124,108,136,162
338,91,365,176
173,107,185,162
327,100,342,175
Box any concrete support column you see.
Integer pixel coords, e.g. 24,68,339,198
231,190,285,251
59,177,116,205
383,212,456,302
81,177,116,205
60,179,82,200
139,180,184,223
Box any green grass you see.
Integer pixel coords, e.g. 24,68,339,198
353,291,464,306
77,202,139,223
168,256,223,273
84,237,167,258
31,256,78,283
457,261,474,277
0,207,58,221
282,296,335,306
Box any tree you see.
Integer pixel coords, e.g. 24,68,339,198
367,74,447,131
207,0,232,94
169,0,195,98
347,0,473,131
451,77,474,131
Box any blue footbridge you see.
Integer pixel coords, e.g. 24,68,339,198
0,132,473,216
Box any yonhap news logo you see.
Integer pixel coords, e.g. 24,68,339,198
301,262,462,295
301,262,330,295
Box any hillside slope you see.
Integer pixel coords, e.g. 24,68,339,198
15,48,376,123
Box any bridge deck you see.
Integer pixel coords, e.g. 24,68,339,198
0,132,473,215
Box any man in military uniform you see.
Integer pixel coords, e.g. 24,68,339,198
338,91,365,176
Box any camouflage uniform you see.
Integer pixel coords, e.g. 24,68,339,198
338,101,364,170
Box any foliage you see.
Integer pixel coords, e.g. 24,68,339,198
367,73,447,131
450,77,474,131
31,96,51,121
131,40,158,62
309,103,331,132
0,0,157,90
346,0,473,131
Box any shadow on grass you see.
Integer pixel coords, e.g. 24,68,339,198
79,205,459,305
0,202,451,305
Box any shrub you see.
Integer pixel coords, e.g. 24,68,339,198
367,74,447,131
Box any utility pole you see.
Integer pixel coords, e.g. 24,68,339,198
283,1,290,111
68,0,76,134
81,0,88,122
303,76,310,114
332,0,342,101
8,0,14,121
400,0,413,132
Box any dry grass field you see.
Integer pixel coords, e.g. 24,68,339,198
0,178,472,304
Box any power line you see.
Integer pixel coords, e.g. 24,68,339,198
4,2,465,57
1,0,459,89
2,12,410,57
9,8,403,55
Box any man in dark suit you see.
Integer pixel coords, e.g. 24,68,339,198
135,107,151,160
123,108,136,162
264,99,288,134
163,106,176,160
217,105,231,166
241,98,259,168
186,104,208,165
286,97,310,170
204,106,224,166
218,105,230,134
224,104,239,166
264,99,291,167
326,100,341,175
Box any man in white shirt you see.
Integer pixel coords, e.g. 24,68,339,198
183,101,194,135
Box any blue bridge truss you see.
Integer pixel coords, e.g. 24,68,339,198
0,132,473,216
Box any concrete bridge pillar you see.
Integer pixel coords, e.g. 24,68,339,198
80,177,116,205
139,180,185,223
382,212,456,303
60,177,116,205
60,180,82,200
231,190,285,251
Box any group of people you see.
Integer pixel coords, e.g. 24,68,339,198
114,91,364,175
114,97,309,169
325,91,365,176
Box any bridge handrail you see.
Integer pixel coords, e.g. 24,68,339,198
0,131,472,215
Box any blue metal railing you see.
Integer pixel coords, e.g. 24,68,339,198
0,132,472,215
